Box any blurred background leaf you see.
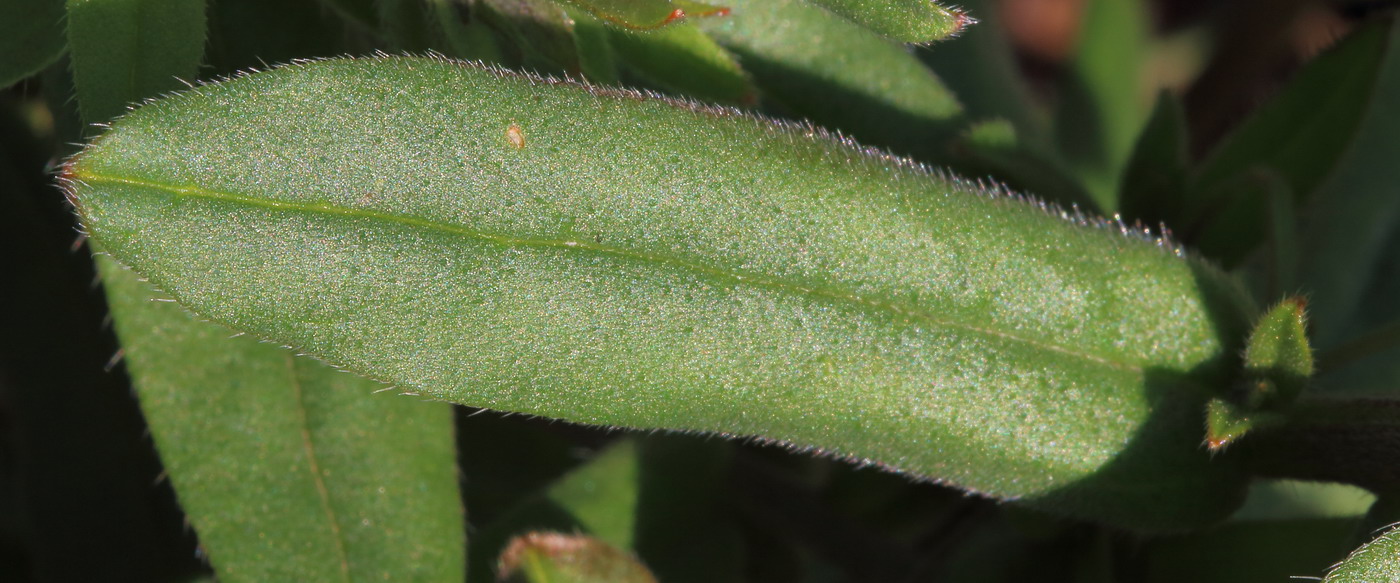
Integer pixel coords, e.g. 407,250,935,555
0,0,66,89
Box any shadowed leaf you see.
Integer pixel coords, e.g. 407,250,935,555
96,257,465,582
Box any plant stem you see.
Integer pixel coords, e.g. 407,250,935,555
1317,319,1400,374
1242,397,1400,492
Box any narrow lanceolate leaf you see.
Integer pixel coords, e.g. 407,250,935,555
916,0,1047,148
560,0,727,29
609,21,755,105
65,0,206,124
66,56,1255,530
1,0,67,88
97,258,464,581
1193,20,1391,207
1119,91,1189,229
805,0,970,43
1325,524,1400,583
476,0,587,77
1301,17,1400,357
1053,0,1151,212
695,0,963,161
1188,20,1394,266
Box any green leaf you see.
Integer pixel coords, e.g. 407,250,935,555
467,438,643,583
804,0,970,43
1119,91,1188,228
1262,174,1301,296
695,0,963,160
1206,297,1311,449
96,258,465,582
556,0,726,30
952,118,1100,212
609,21,754,105
498,532,658,583
374,0,436,50
65,0,207,125
66,56,1256,530
546,440,642,547
1204,397,1258,451
916,0,1048,149
1242,297,1314,407
566,6,619,84
1189,167,1292,268
0,0,67,88
1231,480,1375,521
468,436,742,583
1299,18,1400,353
1325,524,1400,583
1191,19,1392,226
476,0,596,78
1147,518,1361,583
1053,0,1151,212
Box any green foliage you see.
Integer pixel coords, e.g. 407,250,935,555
498,532,658,583
803,0,970,43
1189,19,1395,267
5,0,1400,580
0,0,66,88
695,0,963,159
65,0,206,124
66,55,1255,529
97,258,465,581
1325,524,1400,583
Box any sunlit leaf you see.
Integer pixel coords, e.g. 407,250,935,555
66,56,1256,530
805,0,969,43
1325,523,1400,583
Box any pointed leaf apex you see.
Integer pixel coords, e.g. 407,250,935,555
1242,296,1315,408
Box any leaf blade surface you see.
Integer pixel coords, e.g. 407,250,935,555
68,56,1253,530
97,257,465,582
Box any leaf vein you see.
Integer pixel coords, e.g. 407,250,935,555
76,171,1142,374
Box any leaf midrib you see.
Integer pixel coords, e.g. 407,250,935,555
76,170,1143,374
285,353,352,582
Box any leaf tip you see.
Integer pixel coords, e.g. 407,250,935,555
951,8,978,34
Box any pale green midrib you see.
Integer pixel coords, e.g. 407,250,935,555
285,353,353,582
78,170,1146,373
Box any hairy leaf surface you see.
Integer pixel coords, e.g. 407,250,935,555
66,56,1255,529
804,0,969,43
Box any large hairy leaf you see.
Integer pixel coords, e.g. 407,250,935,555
1325,522,1400,583
64,56,1255,530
